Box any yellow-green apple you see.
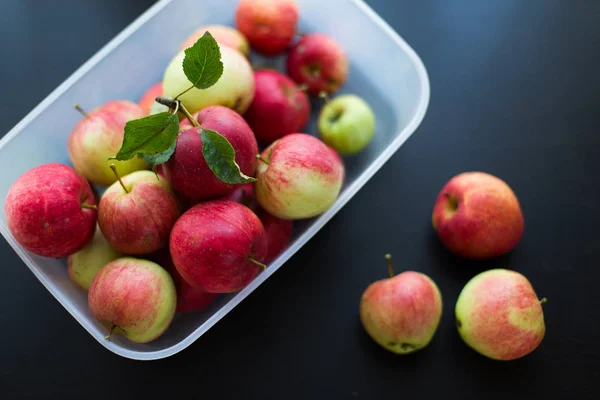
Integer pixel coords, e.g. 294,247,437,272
235,0,299,55
220,184,293,262
432,172,524,259
180,25,250,57
88,257,177,343
244,70,311,144
162,45,255,115
68,100,148,186
360,254,443,354
455,269,546,360
159,106,258,200
318,94,376,155
150,248,218,313
67,225,123,290
254,133,345,219
98,170,181,255
286,33,348,95
4,163,97,258
138,82,163,115
170,200,267,293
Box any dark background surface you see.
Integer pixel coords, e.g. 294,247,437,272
1,0,599,398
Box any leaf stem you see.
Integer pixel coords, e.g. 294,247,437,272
74,104,90,118
110,164,129,193
248,257,267,270
174,84,195,101
256,154,269,165
81,204,97,210
177,101,200,127
385,254,394,278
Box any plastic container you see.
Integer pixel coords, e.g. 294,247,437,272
0,0,430,360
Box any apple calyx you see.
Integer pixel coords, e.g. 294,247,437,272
248,257,267,271
385,253,395,278
109,164,129,193
74,104,90,119
256,154,270,165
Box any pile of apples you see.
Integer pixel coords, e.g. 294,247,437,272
4,0,376,344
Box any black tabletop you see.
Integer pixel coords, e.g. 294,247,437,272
1,0,599,398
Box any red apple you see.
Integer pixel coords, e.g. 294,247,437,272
286,33,349,95
180,25,250,57
68,101,148,186
455,269,546,360
254,133,344,219
4,163,97,258
432,172,524,260
360,254,443,354
218,184,293,262
138,82,163,115
88,257,177,343
235,0,299,55
98,170,181,255
170,200,267,293
150,248,218,313
162,106,258,201
244,70,311,144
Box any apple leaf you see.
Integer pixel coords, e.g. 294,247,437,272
112,112,179,161
201,129,257,184
143,139,177,171
183,32,224,90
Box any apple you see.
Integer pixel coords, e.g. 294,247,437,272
88,257,177,343
170,200,268,293
218,184,293,262
244,70,311,144
254,133,345,219
4,163,97,258
318,94,376,155
160,105,259,200
138,82,163,115
98,169,181,255
432,172,525,260
360,254,443,354
162,45,255,115
455,269,546,360
180,25,250,57
150,248,218,313
286,33,349,95
67,225,122,290
235,0,299,55
68,100,148,186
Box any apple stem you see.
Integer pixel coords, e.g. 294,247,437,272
74,104,90,118
105,324,116,341
385,254,394,278
81,204,97,210
294,84,309,94
539,298,548,305
110,164,129,193
177,101,200,127
248,257,267,271
256,154,269,165
318,91,331,104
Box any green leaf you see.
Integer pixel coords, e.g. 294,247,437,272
112,112,179,161
183,31,224,90
143,140,177,171
201,129,257,184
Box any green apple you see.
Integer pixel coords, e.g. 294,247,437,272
318,94,376,155
67,225,123,290
162,44,255,115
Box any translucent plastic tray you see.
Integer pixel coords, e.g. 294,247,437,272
0,0,430,360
